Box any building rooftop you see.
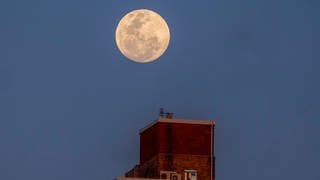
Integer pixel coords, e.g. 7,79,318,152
139,117,215,133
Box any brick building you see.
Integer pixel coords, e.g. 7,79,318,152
117,115,215,180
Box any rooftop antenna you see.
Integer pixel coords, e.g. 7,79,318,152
159,108,173,119
159,108,165,118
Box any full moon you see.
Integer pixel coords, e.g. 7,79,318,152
115,9,170,63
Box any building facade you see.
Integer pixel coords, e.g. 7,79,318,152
120,117,215,180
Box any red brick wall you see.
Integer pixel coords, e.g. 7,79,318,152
140,122,214,163
126,156,159,178
128,153,215,180
158,153,214,180
137,121,215,179
137,156,158,178
140,123,159,164
158,122,212,155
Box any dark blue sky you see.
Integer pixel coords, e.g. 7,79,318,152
1,0,319,179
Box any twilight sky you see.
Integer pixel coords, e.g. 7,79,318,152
1,0,320,179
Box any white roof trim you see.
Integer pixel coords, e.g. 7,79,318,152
139,118,215,134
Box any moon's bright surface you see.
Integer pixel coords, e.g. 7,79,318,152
115,9,170,63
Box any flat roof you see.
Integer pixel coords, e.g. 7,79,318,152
139,117,215,134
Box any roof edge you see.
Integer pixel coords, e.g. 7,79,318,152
139,118,215,134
